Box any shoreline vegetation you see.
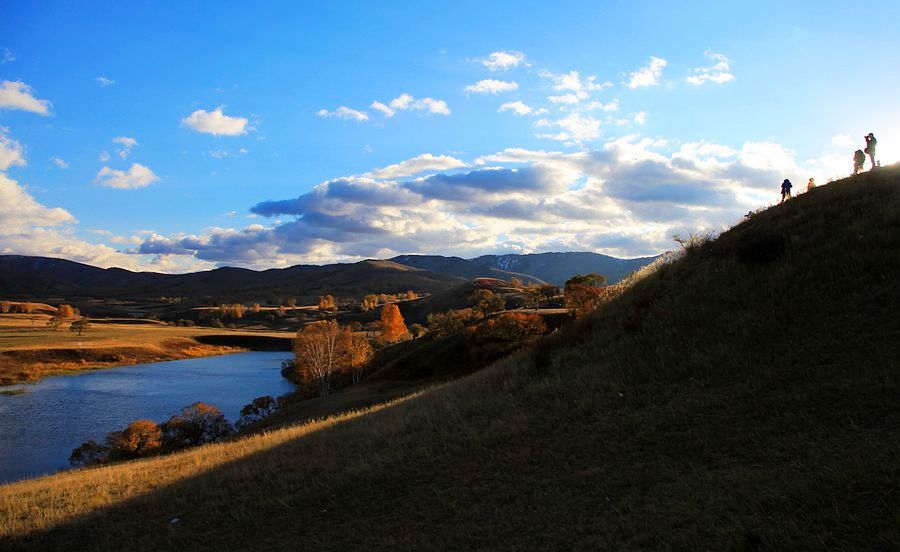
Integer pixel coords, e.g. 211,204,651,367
0,312,293,386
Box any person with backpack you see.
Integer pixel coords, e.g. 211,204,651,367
780,179,793,203
807,177,816,192
854,149,866,175
864,133,877,169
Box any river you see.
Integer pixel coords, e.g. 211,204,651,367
0,351,295,484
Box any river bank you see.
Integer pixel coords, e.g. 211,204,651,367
0,314,294,385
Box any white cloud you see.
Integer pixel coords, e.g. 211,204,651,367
371,93,450,117
633,111,647,125
366,153,467,179
584,98,619,112
207,148,248,159
181,107,248,136
370,101,395,117
0,80,52,115
95,76,115,87
465,79,519,94
2,48,14,63
0,128,26,171
498,101,546,116
627,56,667,89
478,51,527,71
112,136,138,158
52,157,69,169
0,172,74,231
317,106,369,121
536,113,602,142
99,151,111,162
541,70,611,95
686,51,734,85
548,93,584,105
95,163,160,189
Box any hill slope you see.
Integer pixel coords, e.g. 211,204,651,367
1,167,898,550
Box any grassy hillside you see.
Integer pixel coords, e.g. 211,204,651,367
1,167,898,550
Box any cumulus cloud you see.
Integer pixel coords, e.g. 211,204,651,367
541,70,611,95
95,76,115,87
95,163,160,189
52,157,68,169
478,50,527,71
627,56,667,89
498,101,546,116
181,107,249,136
687,51,734,85
584,98,619,112
0,80,52,115
465,79,519,94
99,151,111,162
366,153,467,179
633,111,647,125
371,93,450,117
0,128,26,171
317,106,369,121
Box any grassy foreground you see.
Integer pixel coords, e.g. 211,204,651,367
1,167,899,550
0,315,292,385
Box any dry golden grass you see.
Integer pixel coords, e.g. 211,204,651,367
0,167,898,550
0,315,292,384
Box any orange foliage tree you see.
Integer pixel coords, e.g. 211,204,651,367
318,295,337,313
564,273,609,318
379,303,409,343
341,327,374,384
107,419,163,459
472,313,547,342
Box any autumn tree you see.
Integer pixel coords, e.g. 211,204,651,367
361,294,379,311
379,303,409,343
163,402,233,449
426,308,476,338
409,323,427,339
46,314,64,331
469,289,506,318
57,304,76,318
341,328,374,384
471,313,547,343
564,273,609,318
70,317,90,336
294,320,343,396
318,295,337,313
250,303,261,314
404,290,418,300
106,419,163,459
69,440,108,467
238,395,279,427
0,301,10,314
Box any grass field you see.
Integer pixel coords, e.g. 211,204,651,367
0,313,294,385
0,167,897,550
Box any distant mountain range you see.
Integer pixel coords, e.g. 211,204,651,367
391,252,658,286
0,252,658,304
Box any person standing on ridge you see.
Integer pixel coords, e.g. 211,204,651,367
854,149,866,175
807,177,816,192
780,179,793,203
864,133,877,169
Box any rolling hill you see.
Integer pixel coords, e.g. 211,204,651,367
1,166,898,550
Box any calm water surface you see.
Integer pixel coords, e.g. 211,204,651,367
0,351,294,483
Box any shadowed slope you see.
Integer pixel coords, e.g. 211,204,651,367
1,167,898,550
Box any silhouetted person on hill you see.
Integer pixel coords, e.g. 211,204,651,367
780,179,792,203
807,177,816,192
864,133,877,169
854,149,866,175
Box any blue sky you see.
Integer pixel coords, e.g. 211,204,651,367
2,1,899,271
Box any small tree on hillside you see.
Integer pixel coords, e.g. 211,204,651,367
163,402,233,449
238,395,279,427
564,273,608,318
341,328,374,384
70,317,90,336
57,304,77,319
318,295,337,313
46,314,64,332
106,419,163,459
469,289,506,318
294,320,343,396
